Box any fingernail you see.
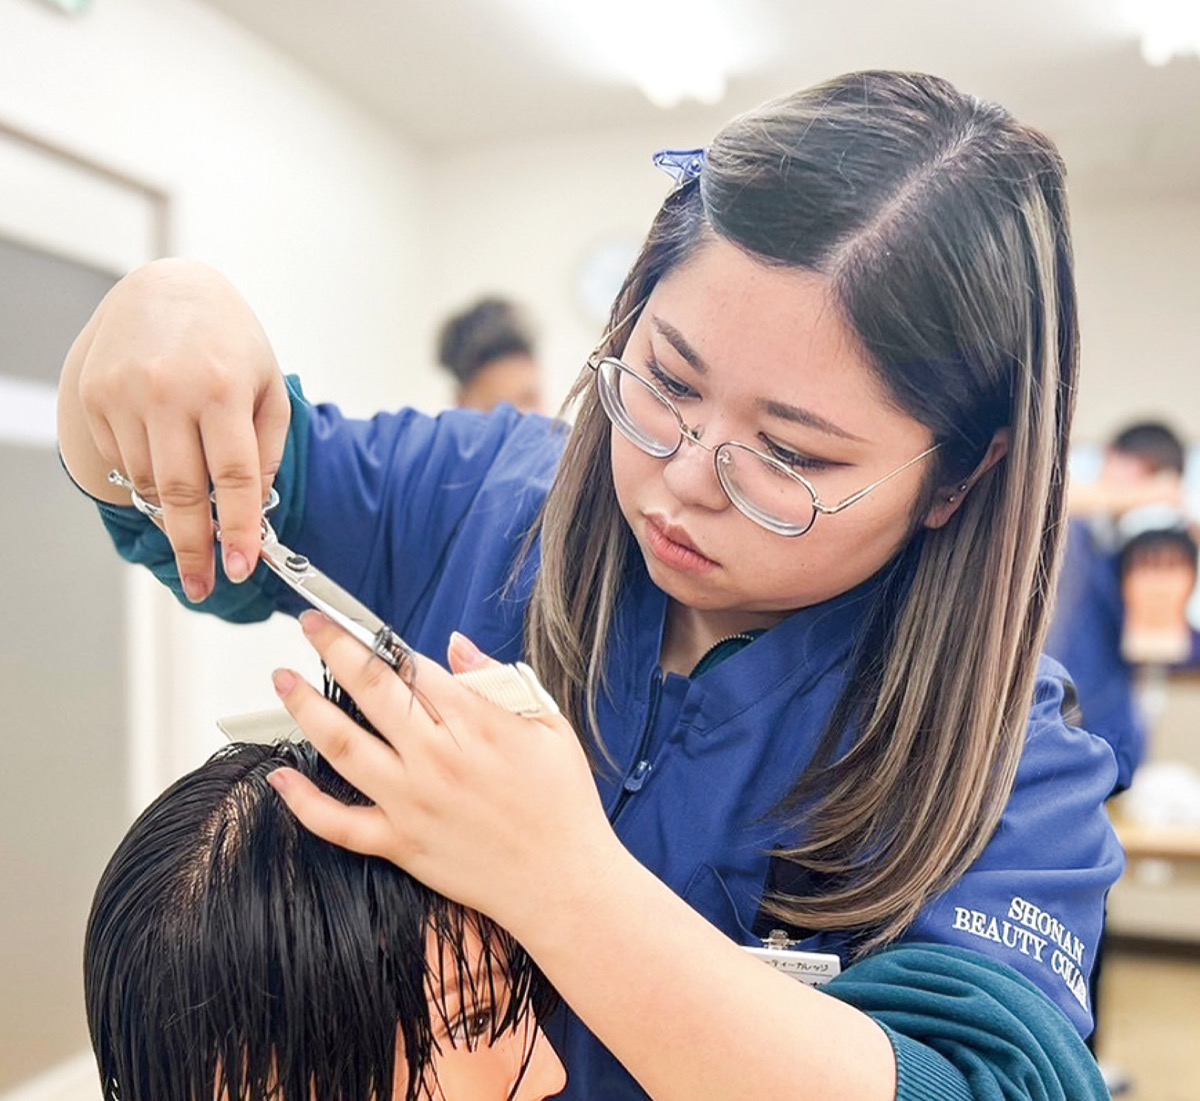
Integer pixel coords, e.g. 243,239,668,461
272,668,298,697
182,575,208,604
299,610,328,635
225,550,250,583
266,769,290,794
448,630,486,667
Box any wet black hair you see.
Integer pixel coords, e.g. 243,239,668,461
84,727,554,1101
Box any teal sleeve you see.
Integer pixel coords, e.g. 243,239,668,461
824,943,1108,1101
90,374,311,623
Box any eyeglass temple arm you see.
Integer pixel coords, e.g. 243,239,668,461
588,298,649,363
814,443,943,516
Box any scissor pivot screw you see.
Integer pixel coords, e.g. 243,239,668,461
284,554,309,572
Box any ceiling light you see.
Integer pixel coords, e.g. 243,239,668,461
498,0,760,109
1125,0,1200,65
32,0,93,13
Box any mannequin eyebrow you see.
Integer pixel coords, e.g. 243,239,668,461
650,316,866,442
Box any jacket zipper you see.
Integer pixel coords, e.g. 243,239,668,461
609,667,664,824
690,632,759,676
607,633,756,825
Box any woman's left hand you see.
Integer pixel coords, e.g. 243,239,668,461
267,611,626,939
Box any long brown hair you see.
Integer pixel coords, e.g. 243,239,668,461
526,71,1077,953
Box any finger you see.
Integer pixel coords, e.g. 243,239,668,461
298,611,453,735
266,767,399,858
82,408,123,477
146,418,219,603
253,372,292,502
200,401,273,584
104,415,156,503
272,665,407,794
446,630,499,674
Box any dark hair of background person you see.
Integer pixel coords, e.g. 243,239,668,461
439,297,537,388
1110,420,1186,476
84,731,554,1101
437,297,537,387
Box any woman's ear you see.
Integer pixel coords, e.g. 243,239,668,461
924,428,1011,529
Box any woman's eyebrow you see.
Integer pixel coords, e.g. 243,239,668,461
758,398,866,442
651,317,710,375
651,315,865,443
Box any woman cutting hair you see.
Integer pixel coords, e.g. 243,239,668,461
62,70,1119,1099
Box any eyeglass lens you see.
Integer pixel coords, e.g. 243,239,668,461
599,360,816,535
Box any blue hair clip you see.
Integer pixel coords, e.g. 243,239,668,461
652,148,706,186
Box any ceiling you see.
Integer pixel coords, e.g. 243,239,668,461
199,0,1200,193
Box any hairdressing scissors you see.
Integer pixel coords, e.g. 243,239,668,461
106,471,558,719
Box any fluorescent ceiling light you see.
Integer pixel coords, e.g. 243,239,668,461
498,0,762,108
33,0,93,13
1124,0,1200,65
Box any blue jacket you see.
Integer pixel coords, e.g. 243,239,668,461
96,387,1122,1100
1045,520,1145,791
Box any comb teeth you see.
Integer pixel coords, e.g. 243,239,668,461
453,662,560,718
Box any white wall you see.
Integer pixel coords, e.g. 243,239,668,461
0,4,439,1094
1071,196,1200,444
0,0,436,900
0,0,434,415
8,1,1192,783
429,122,1200,448
426,122,711,410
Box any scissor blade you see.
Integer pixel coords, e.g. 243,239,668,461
259,539,389,653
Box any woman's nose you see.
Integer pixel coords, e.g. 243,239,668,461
662,427,731,512
517,1026,567,1100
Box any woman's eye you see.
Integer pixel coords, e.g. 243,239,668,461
646,361,695,400
760,437,832,472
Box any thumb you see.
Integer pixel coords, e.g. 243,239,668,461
447,631,498,674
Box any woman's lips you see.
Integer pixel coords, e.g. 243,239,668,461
644,516,718,573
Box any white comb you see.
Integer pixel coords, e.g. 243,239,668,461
217,661,558,743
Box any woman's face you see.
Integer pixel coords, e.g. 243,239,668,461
415,928,566,1101
609,236,939,637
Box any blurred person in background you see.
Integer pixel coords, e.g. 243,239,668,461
1047,419,1200,1094
1048,420,1200,794
437,296,545,414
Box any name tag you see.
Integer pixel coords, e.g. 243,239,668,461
744,931,841,987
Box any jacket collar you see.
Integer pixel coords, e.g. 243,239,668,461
605,546,903,728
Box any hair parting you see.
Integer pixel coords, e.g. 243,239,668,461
85,683,556,1101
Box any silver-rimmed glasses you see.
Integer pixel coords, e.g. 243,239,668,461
590,355,941,537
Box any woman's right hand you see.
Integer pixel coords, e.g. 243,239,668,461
57,259,292,602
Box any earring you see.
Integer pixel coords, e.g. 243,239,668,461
947,483,968,504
